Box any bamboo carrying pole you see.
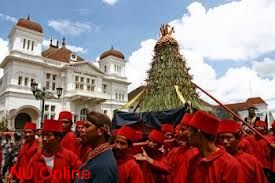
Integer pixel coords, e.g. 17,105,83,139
192,82,271,143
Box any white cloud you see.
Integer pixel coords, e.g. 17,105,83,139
102,0,119,6
126,39,156,92
0,38,9,77
42,39,87,54
48,20,97,36
252,58,275,77
0,13,17,23
169,0,275,60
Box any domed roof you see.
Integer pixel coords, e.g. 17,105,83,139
100,47,125,60
16,17,43,33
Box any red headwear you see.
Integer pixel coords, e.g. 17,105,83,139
161,124,174,133
189,110,220,136
255,120,267,128
148,129,165,144
180,113,193,126
135,131,143,142
272,121,275,129
116,126,137,142
43,119,62,132
76,120,85,126
217,119,241,134
24,122,36,130
58,111,73,121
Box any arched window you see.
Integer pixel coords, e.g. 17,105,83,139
80,108,88,121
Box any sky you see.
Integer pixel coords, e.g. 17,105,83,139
1,0,275,113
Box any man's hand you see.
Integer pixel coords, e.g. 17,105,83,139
134,147,153,164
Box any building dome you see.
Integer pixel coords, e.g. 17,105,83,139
100,47,125,60
16,17,43,33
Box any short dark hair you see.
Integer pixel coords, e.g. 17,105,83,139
201,131,216,142
87,111,112,141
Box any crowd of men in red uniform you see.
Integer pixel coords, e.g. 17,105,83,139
3,109,275,183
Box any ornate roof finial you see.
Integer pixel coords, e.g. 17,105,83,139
50,37,53,46
62,37,66,47
111,44,113,50
57,40,59,48
159,24,174,38
27,14,30,20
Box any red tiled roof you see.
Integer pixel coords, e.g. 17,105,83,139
17,18,43,33
215,97,266,111
42,46,84,63
100,48,125,60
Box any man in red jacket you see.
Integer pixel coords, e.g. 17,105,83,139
22,119,82,183
161,124,175,153
59,111,78,154
134,129,171,183
75,121,90,163
113,126,144,183
187,110,245,183
217,119,267,183
246,120,272,181
168,113,199,183
8,122,39,182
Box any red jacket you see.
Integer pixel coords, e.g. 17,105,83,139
21,147,82,183
138,154,171,183
60,131,78,155
167,147,198,183
118,155,144,183
235,151,267,183
11,140,39,176
266,135,275,172
77,143,91,163
187,147,245,183
238,137,253,154
246,135,271,170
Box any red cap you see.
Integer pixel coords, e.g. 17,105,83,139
189,110,220,136
76,120,85,126
180,113,193,126
43,119,62,132
58,111,72,121
161,124,174,133
135,131,143,141
217,120,241,134
148,129,165,144
24,122,36,130
272,121,275,129
255,120,267,128
116,126,137,142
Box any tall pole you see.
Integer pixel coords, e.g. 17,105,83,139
40,99,45,128
192,82,271,143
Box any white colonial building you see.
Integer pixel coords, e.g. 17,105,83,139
0,17,130,129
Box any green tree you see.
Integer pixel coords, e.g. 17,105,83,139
140,24,203,112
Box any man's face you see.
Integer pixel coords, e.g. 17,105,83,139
24,129,35,142
248,108,255,117
217,133,239,154
188,127,200,147
76,125,84,133
42,131,60,151
61,119,72,132
80,121,99,145
255,126,265,134
147,139,160,150
164,132,174,139
113,135,129,158
176,125,190,145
